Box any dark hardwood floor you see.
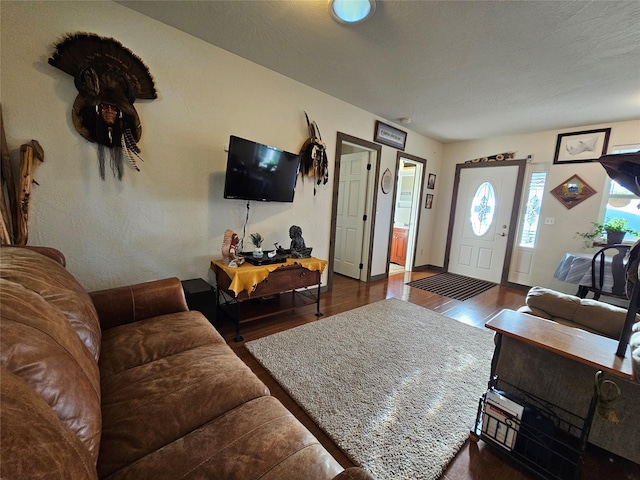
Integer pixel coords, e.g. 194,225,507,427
215,269,640,480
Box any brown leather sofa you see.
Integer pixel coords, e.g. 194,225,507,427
0,246,374,480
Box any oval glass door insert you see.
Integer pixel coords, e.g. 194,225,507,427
470,181,495,236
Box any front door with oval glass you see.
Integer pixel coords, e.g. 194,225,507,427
448,165,520,283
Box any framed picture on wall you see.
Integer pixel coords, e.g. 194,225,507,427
550,174,596,209
427,173,436,189
374,121,407,150
425,194,434,209
553,128,611,164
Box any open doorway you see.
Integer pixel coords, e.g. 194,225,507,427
388,152,426,275
327,133,382,290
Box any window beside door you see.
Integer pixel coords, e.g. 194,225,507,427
519,171,547,248
602,145,640,242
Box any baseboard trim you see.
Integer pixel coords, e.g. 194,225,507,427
504,281,530,291
370,273,387,282
413,264,445,273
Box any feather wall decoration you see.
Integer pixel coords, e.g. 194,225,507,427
121,134,141,173
299,112,329,195
49,32,157,180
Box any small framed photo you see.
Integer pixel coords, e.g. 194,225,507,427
427,173,436,189
425,194,434,209
553,128,611,164
374,120,407,150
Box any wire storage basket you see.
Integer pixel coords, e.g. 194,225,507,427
470,376,597,480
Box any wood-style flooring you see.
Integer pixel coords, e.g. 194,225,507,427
215,269,640,480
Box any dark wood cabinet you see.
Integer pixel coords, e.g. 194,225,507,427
211,259,324,341
391,227,408,265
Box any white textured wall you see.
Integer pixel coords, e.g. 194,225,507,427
1,1,441,290
4,1,634,293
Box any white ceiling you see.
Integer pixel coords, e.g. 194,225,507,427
118,0,640,143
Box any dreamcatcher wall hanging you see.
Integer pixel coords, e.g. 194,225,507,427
299,112,329,195
49,33,157,180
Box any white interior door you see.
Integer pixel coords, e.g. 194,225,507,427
334,152,370,279
449,165,519,283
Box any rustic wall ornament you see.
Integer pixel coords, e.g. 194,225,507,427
49,33,157,180
465,152,515,163
380,168,392,194
550,174,596,209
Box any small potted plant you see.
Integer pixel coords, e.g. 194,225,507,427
575,222,604,248
249,233,264,257
602,218,638,244
577,218,639,247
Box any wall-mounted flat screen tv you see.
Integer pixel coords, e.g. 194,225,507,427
223,135,301,202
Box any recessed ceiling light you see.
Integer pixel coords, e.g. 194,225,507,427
329,0,376,25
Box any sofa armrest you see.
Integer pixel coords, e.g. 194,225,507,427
517,305,553,320
2,245,66,266
332,467,376,480
90,277,188,330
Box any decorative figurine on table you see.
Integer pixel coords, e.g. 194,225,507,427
221,229,243,267
288,225,312,258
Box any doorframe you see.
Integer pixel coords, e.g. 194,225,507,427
386,151,427,275
327,132,382,291
444,159,527,285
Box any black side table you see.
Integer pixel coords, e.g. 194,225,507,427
181,278,216,325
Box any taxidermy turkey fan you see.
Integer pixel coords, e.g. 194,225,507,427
48,33,156,98
49,32,157,180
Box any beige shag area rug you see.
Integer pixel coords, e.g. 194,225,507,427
245,298,495,480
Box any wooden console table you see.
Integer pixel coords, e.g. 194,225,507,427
486,309,633,380
210,257,327,341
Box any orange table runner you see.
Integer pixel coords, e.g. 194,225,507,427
212,257,327,297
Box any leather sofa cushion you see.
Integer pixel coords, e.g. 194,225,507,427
101,396,342,480
1,367,98,480
0,247,101,361
98,313,271,478
99,310,223,377
0,278,102,461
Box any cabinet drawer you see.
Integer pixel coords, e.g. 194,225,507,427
253,266,319,296
288,268,320,290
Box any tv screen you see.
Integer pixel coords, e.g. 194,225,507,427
223,136,301,202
